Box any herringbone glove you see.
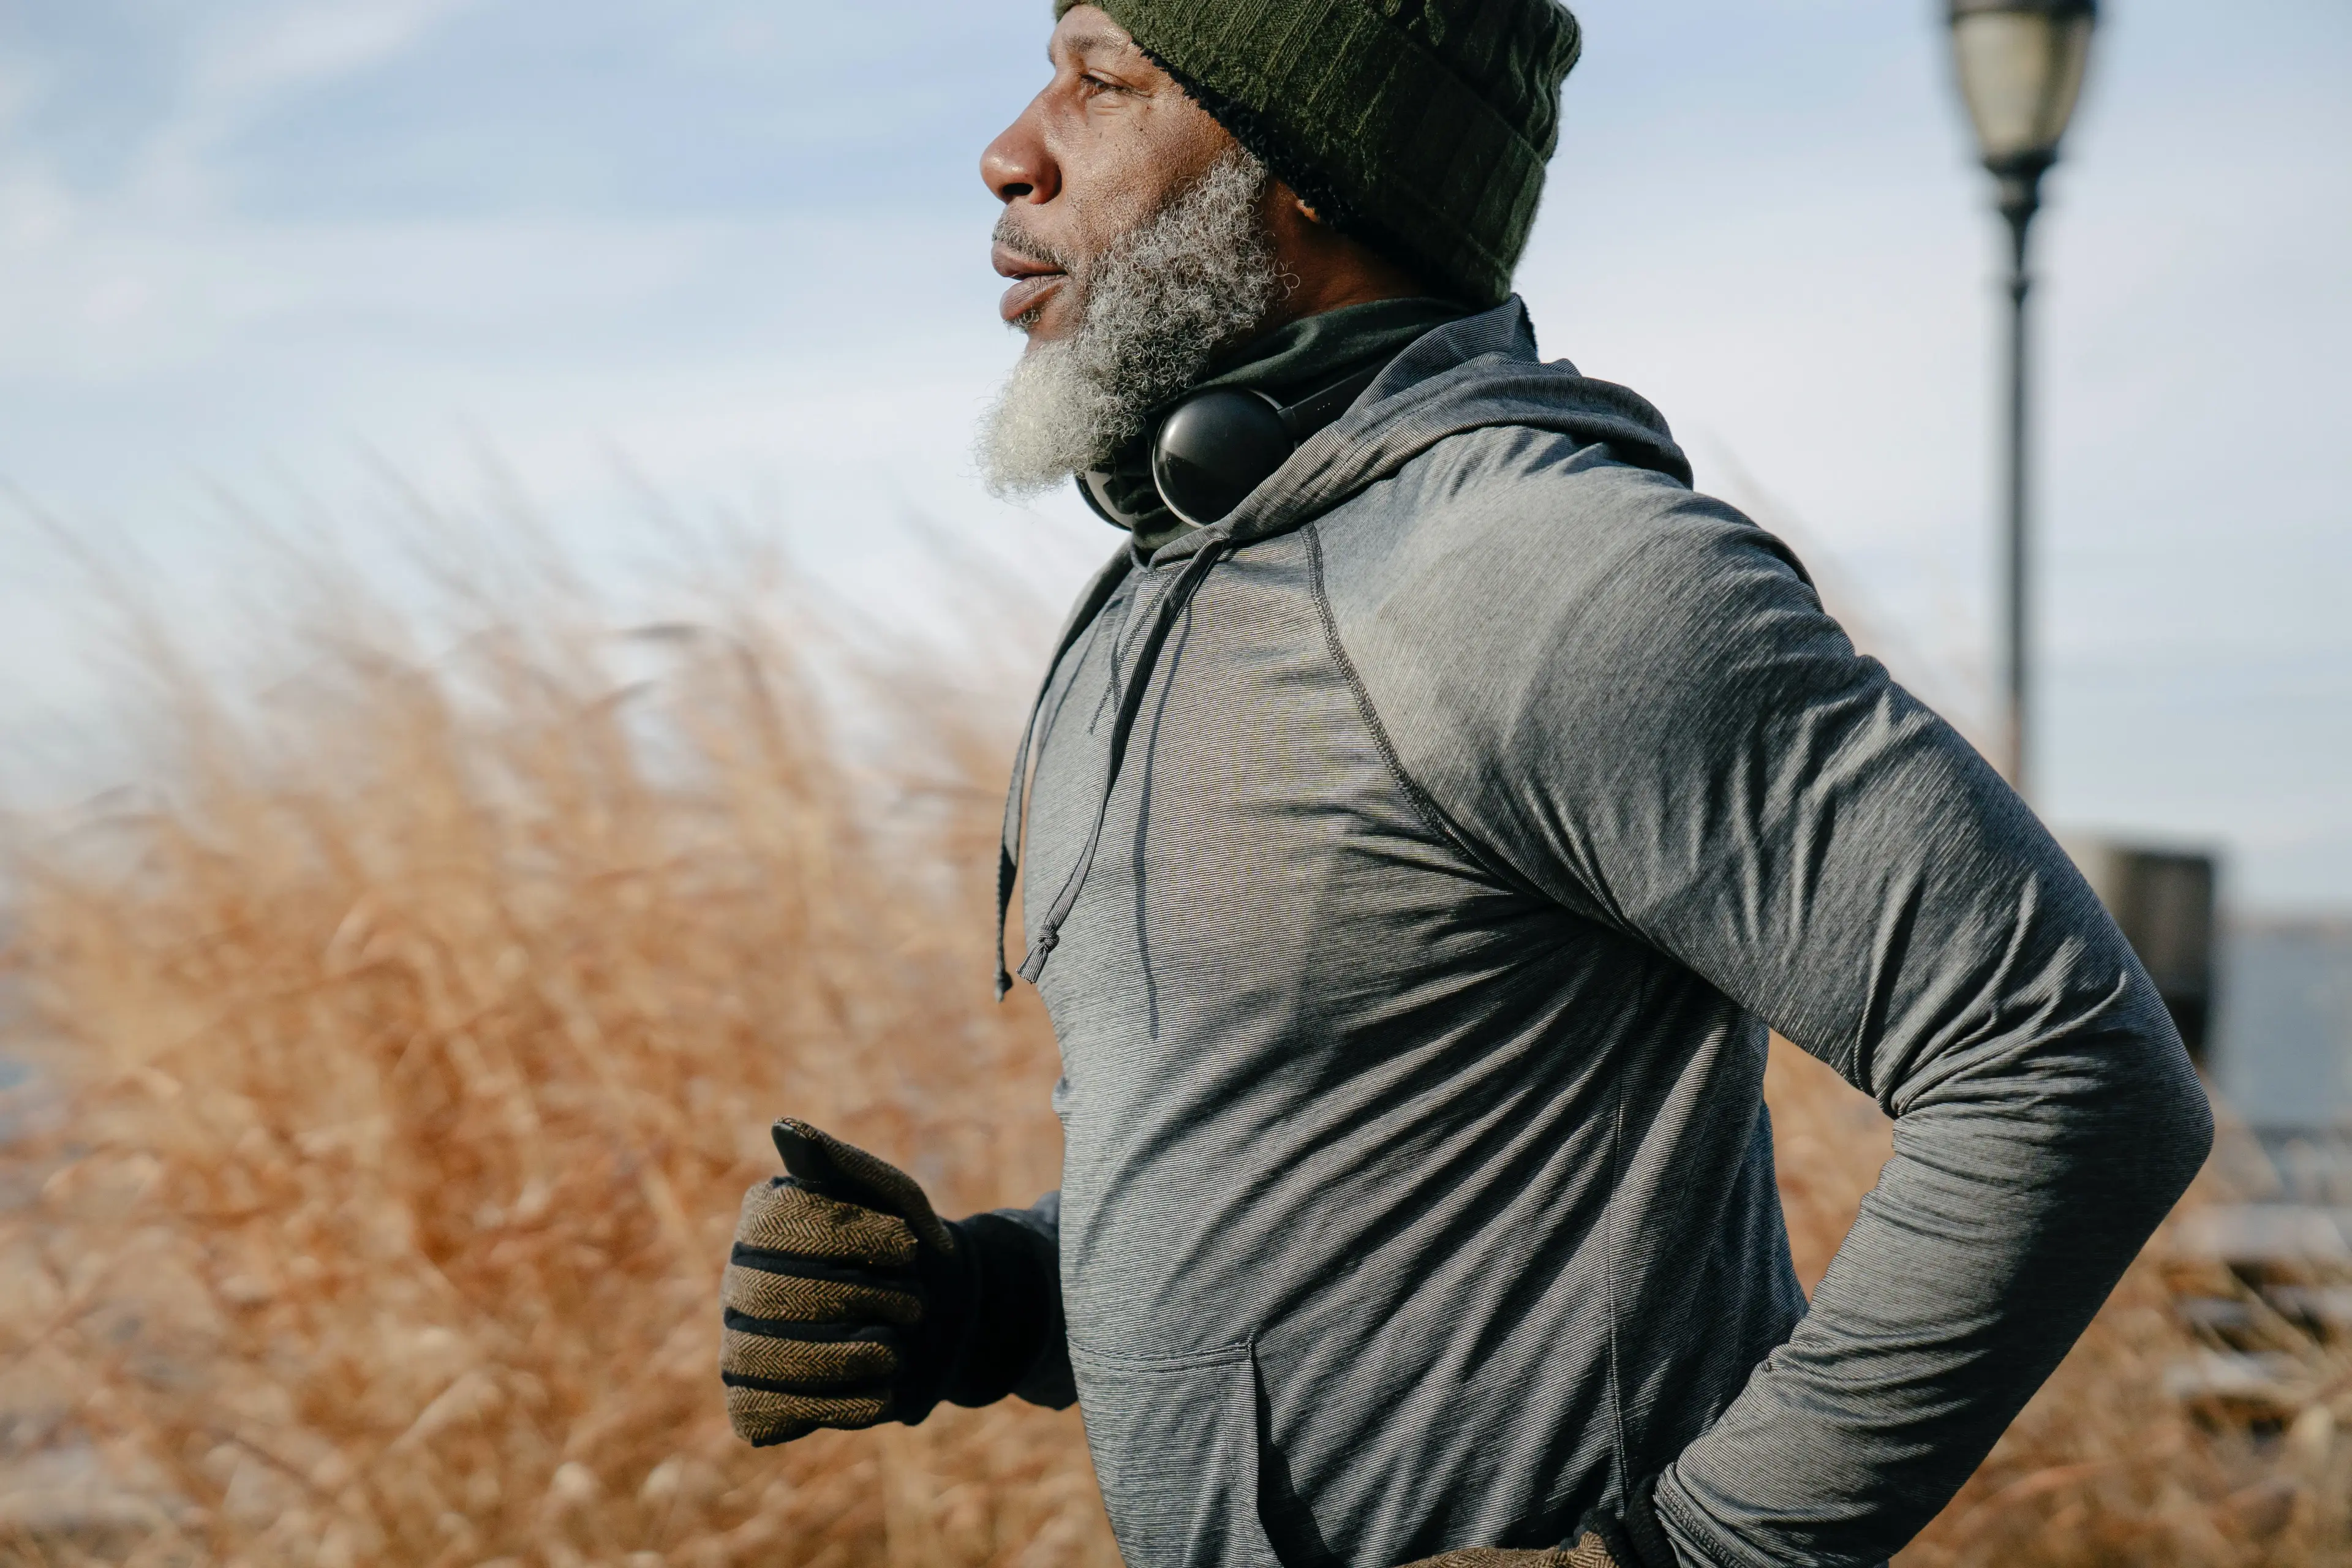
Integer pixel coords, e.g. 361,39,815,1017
1394,1540,1619,1568
720,1120,968,1446
720,1118,1070,1446
1393,1476,1681,1568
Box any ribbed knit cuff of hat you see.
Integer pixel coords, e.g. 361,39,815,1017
1053,0,1581,309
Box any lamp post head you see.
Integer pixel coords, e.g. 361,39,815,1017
1948,0,2098,228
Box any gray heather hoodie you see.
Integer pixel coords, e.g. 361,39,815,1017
993,300,2211,1568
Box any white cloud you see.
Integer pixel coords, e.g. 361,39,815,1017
90,0,483,217
197,0,481,100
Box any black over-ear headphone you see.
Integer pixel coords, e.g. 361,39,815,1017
1081,360,1387,532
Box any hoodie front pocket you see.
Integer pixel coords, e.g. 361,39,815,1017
1069,1339,1284,1568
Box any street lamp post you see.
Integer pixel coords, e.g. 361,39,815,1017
1946,0,2098,797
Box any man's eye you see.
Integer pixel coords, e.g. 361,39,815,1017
1080,73,1128,97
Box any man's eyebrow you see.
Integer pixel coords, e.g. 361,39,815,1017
1055,29,1145,64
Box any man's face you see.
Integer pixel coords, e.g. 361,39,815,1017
981,7,1238,347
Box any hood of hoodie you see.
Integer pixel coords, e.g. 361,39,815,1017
1147,294,1692,560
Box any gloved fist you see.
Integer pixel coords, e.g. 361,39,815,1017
720,1119,964,1446
1395,1540,1619,1568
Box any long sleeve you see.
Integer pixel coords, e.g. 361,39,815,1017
1338,477,2214,1567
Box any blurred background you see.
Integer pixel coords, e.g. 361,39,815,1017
0,1,2347,1563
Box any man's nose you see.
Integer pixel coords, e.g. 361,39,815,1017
982,100,1059,206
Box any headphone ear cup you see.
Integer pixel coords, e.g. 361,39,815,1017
1151,390,1297,528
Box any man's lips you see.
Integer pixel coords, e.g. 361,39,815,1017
993,242,1068,323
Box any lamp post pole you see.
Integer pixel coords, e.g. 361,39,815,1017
1947,0,2097,799
1999,162,2045,796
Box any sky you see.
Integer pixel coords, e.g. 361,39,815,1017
0,0,2346,910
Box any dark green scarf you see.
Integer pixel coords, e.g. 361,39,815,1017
1085,296,1472,556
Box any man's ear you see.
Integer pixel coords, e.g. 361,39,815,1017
1267,177,1324,227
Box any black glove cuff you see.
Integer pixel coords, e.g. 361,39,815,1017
1576,1474,1676,1568
942,1211,1071,1410
1606,1474,1678,1568
881,1208,1069,1427
881,1215,979,1429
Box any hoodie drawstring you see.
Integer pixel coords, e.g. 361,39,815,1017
994,562,1129,1000
995,533,1234,997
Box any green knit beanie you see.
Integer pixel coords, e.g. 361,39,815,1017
1052,0,1583,308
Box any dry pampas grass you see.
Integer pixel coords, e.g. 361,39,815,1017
0,524,2340,1566
0,529,1106,1567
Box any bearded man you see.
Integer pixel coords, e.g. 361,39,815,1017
717,6,2212,1567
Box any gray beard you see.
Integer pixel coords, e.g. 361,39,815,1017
979,146,1282,499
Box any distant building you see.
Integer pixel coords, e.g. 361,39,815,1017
2066,841,2218,1064
2217,918,2352,1135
